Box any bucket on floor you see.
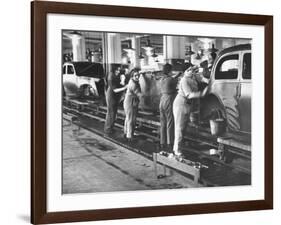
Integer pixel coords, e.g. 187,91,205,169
209,118,225,136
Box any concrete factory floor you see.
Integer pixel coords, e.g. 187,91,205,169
62,120,196,194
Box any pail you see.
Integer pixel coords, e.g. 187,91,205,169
209,118,225,136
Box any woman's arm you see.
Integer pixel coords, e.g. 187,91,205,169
187,86,208,99
172,72,182,79
113,85,127,93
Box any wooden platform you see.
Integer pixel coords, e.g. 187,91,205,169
217,137,251,152
153,153,201,186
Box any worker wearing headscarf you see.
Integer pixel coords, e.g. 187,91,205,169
173,66,208,157
123,68,142,141
159,63,178,150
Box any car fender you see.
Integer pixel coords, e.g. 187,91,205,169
77,76,99,96
202,91,241,131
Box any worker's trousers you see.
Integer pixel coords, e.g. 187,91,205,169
104,88,119,134
173,94,191,155
159,94,175,146
123,95,139,139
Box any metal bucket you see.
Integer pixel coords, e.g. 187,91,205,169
210,118,225,136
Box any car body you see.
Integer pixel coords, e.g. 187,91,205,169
63,62,105,98
201,44,251,134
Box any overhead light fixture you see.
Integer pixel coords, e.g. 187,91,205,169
66,30,82,40
208,43,218,53
195,49,204,60
123,43,135,53
142,39,154,51
207,44,218,61
195,53,201,60
124,46,135,51
64,31,83,48
142,38,154,57
151,49,158,58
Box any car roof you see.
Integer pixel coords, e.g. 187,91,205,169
63,61,104,78
218,44,251,57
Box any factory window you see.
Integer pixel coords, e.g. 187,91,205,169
67,65,74,74
242,53,251,79
215,54,239,80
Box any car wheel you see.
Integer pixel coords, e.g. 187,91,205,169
223,98,240,131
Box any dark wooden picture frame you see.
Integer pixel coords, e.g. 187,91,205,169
31,1,273,224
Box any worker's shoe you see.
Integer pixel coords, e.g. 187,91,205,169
175,155,184,162
159,151,170,157
173,150,184,162
126,138,133,143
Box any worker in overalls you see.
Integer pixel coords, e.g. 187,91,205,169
173,66,208,158
104,66,127,135
123,68,142,142
159,63,178,151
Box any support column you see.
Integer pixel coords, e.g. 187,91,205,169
164,36,185,63
131,37,141,68
70,35,86,61
107,33,122,64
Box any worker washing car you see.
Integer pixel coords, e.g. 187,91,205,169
159,63,181,151
172,65,209,158
123,68,142,142
104,66,127,135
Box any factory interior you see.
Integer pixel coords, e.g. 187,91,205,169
62,30,252,193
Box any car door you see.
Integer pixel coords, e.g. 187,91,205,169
63,64,78,96
237,51,251,133
211,52,241,131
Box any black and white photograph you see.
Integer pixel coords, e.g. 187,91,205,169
62,30,252,194
28,1,274,224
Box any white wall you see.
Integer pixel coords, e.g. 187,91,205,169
0,0,279,224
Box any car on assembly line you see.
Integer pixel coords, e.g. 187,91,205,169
200,44,252,134
137,44,251,135
62,61,105,99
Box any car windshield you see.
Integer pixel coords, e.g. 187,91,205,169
72,62,104,78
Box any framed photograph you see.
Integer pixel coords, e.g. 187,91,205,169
31,1,273,224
